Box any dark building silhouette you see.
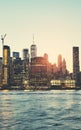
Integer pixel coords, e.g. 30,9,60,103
22,49,29,83
12,57,23,86
13,52,19,59
0,57,3,86
23,49,29,64
73,46,80,85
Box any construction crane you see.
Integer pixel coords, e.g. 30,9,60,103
1,34,6,47
1,34,6,65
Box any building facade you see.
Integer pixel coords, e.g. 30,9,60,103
30,56,49,87
3,45,10,87
12,57,23,86
30,44,37,59
22,49,30,86
0,57,3,87
13,52,19,59
23,49,29,63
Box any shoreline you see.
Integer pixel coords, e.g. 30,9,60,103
0,87,81,91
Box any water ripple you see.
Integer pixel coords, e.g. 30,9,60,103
0,90,81,130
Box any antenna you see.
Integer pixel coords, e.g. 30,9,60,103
1,34,6,47
33,33,35,44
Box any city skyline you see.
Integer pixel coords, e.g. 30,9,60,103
0,0,81,72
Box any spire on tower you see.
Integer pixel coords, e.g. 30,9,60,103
33,33,35,44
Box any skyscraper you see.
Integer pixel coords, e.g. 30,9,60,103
23,49,29,79
3,45,10,87
62,58,66,75
23,49,29,63
13,52,19,59
30,44,37,59
58,54,62,72
73,46,80,82
0,57,3,86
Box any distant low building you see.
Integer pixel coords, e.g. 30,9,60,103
50,79,75,89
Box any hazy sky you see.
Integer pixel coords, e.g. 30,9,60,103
0,0,81,72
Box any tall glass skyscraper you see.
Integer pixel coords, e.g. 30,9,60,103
30,44,37,59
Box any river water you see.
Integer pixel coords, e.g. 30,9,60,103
0,90,81,130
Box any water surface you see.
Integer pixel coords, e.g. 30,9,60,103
0,90,81,130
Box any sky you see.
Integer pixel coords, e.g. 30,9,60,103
0,0,81,72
